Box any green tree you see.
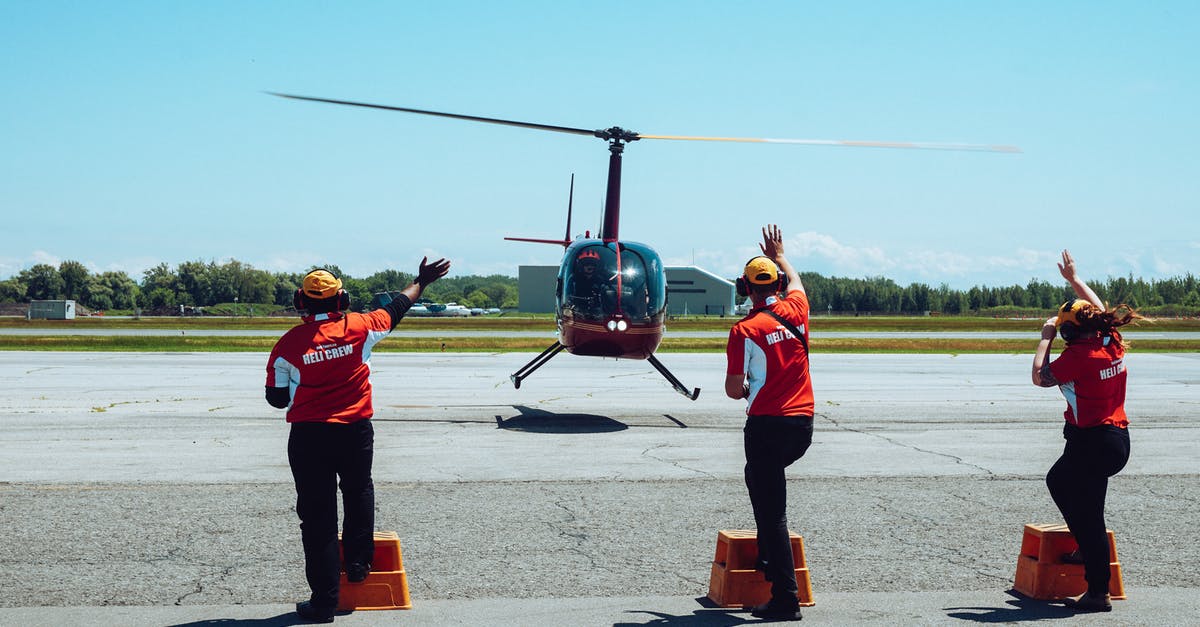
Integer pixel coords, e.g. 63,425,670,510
0,279,27,303
177,261,214,306
142,263,181,309
274,275,300,307
58,261,90,300
84,272,139,310
19,264,64,300
463,289,491,308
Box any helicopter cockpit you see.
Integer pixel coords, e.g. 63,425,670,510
560,242,666,323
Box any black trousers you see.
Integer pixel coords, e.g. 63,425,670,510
744,414,814,603
1045,423,1130,596
288,420,376,610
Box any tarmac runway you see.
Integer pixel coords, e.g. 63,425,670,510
1,351,1197,626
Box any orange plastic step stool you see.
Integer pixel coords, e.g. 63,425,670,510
707,529,815,608
1013,523,1125,600
336,530,412,611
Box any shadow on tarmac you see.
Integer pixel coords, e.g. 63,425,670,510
614,599,753,625
166,610,310,627
496,405,628,433
943,590,1076,622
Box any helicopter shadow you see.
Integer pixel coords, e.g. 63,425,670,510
496,405,628,434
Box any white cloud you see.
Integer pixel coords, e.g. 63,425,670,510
791,231,894,275
1152,255,1188,276
30,250,62,267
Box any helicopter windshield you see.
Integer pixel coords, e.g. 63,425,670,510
561,242,665,323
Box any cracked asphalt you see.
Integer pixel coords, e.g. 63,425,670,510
1,351,1197,625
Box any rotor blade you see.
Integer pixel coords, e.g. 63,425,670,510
637,134,1021,153
269,92,597,137
504,236,574,247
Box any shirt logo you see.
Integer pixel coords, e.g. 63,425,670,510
302,343,355,365
765,325,797,346
1099,358,1125,381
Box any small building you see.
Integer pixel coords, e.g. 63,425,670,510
516,265,735,316
517,265,561,313
29,300,76,320
664,266,736,316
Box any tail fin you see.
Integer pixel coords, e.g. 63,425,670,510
505,174,575,248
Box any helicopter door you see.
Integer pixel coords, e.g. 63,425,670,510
614,242,666,322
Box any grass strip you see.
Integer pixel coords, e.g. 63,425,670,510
2,335,1195,353
3,315,1197,332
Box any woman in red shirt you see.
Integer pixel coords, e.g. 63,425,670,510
1032,250,1144,613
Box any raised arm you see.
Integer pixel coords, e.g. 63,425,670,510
760,224,804,294
1057,250,1103,311
383,257,451,328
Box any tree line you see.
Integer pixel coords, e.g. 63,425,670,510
2,259,1197,315
0,260,518,313
797,272,1200,316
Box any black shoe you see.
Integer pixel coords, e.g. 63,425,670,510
295,600,335,623
1060,549,1085,564
346,561,372,583
746,600,802,621
1063,592,1112,612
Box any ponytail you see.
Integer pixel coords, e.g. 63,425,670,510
1078,303,1147,350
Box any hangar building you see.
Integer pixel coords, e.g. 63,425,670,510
517,265,735,316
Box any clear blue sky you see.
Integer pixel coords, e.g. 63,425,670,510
3,1,1196,289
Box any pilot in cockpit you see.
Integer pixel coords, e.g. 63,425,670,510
572,250,605,314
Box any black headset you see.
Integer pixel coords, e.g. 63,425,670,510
293,269,351,313
1058,322,1082,342
735,256,787,298
1056,300,1085,342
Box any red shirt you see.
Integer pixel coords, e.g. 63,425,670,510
266,310,393,423
1048,332,1129,428
726,290,814,416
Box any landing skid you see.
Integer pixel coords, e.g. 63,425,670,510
510,343,700,401
647,353,701,400
510,341,567,389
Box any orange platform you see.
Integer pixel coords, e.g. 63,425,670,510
707,529,815,608
337,531,412,611
1013,523,1125,600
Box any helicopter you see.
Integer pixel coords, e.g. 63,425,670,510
272,92,1018,399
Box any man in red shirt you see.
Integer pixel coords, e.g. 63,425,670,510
725,224,812,622
267,258,449,623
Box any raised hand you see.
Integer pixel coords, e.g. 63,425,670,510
1057,250,1077,283
759,224,784,260
417,257,451,286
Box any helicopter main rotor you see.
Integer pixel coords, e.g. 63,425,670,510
269,92,1018,152
271,92,1019,241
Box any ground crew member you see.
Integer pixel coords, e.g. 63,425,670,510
724,224,813,622
266,258,450,623
1032,250,1142,613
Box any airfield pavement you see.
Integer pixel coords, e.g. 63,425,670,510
0,351,1198,626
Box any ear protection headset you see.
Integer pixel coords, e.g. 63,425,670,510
1056,299,1087,342
293,269,350,313
735,256,787,298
